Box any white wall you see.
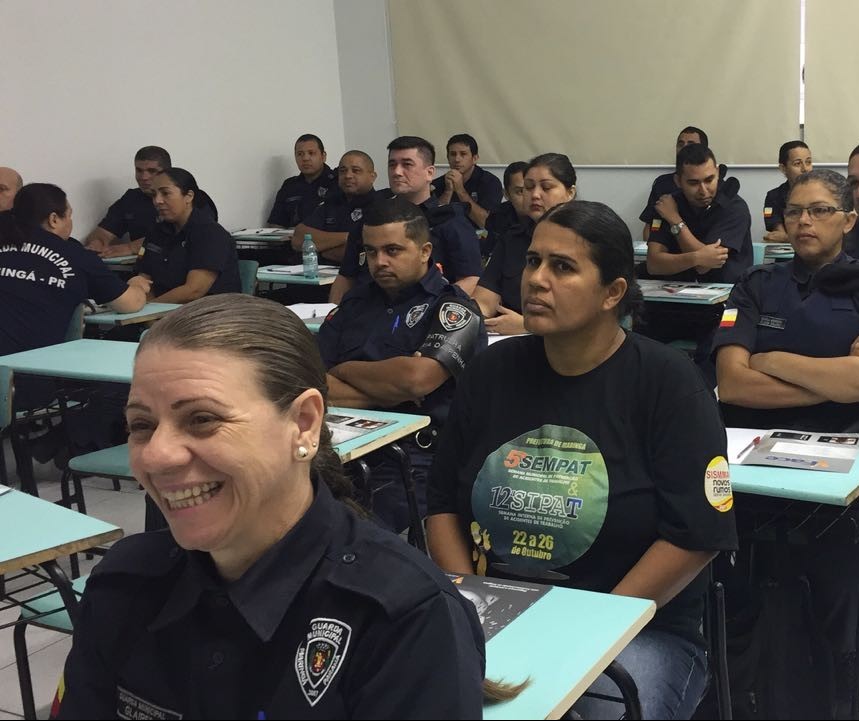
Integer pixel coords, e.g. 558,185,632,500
1,0,346,236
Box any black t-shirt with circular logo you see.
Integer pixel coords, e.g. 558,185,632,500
428,332,738,643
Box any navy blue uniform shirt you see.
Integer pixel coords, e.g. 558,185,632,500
54,479,485,720
302,189,379,235
639,172,677,225
648,178,753,283
338,196,482,284
477,220,534,313
483,201,521,257
267,165,338,228
713,253,859,431
137,208,240,297
763,181,790,232
0,226,127,355
318,264,486,425
432,165,503,221
97,188,158,241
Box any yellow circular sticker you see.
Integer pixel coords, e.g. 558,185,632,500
704,456,733,512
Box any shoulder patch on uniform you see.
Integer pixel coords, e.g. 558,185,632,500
325,306,339,322
763,207,773,218
405,303,429,327
719,307,738,328
439,301,473,331
295,617,352,707
350,208,363,222
651,218,662,231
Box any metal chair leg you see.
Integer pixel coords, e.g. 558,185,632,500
601,660,642,720
386,443,427,554
14,622,37,720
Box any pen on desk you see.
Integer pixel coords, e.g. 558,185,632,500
391,314,400,334
737,436,761,459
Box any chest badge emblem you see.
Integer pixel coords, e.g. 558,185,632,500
406,303,429,327
295,617,352,707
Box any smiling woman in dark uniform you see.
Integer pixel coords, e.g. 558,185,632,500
136,168,240,303
53,294,485,720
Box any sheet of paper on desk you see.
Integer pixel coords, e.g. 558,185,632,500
0,484,11,496
741,429,859,473
264,264,338,274
287,303,337,320
232,227,293,236
448,574,550,641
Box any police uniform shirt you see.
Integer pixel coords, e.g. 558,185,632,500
763,181,790,232
97,188,158,241
431,165,504,219
302,189,379,236
338,196,483,284
137,208,241,297
267,165,338,228
712,254,859,431
53,479,485,720
0,227,128,355
638,172,677,225
648,179,753,283
476,220,534,313
483,201,520,258
317,264,486,425
428,332,738,645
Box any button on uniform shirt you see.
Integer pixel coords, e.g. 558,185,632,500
317,264,486,426
52,480,486,720
338,196,483,286
763,181,790,232
647,178,753,283
136,208,241,297
97,188,158,241
267,165,339,228
0,227,128,355
712,254,859,431
432,165,503,224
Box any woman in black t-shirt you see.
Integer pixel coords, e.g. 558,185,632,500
472,153,576,335
428,200,737,720
136,168,240,303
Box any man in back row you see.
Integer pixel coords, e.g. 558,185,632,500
85,146,171,258
0,166,23,211
267,133,338,229
432,133,503,229
329,136,482,304
290,150,378,263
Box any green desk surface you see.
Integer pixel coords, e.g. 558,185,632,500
84,303,180,327
329,407,429,462
0,339,137,383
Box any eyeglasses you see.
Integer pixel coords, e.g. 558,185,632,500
783,205,849,222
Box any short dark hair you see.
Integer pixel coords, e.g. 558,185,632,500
362,197,430,245
0,183,68,249
157,167,218,220
676,144,717,176
295,134,324,152
790,169,854,212
678,127,708,148
503,162,528,191
779,140,809,165
447,133,478,156
850,145,859,162
526,153,576,188
541,200,643,320
134,146,171,169
387,136,435,166
340,150,374,171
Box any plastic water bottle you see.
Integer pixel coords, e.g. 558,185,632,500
302,233,318,279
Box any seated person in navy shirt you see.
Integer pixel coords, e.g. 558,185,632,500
0,166,23,211
0,183,149,404
473,153,576,336
640,127,708,241
329,136,482,304
267,134,338,229
85,146,171,259
844,144,859,256
290,150,378,264
317,198,485,532
136,168,240,303
762,141,813,243
431,133,503,229
483,161,528,258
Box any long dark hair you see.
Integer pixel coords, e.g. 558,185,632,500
157,167,219,221
0,183,68,249
137,294,352,505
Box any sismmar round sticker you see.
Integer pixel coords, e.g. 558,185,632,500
471,425,609,572
704,456,733,512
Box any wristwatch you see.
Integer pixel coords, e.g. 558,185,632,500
669,221,686,236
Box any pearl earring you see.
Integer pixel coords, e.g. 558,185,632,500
297,446,309,459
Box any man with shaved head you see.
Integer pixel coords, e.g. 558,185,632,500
0,167,23,211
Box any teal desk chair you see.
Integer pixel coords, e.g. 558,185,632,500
64,304,86,341
238,259,259,295
752,242,766,266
